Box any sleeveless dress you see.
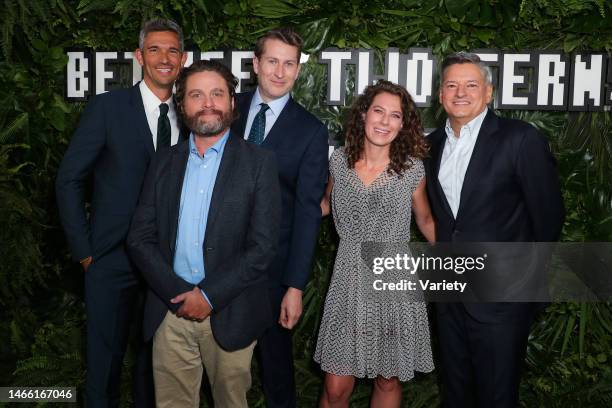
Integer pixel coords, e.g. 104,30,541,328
314,148,434,381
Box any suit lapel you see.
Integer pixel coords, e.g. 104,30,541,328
233,91,295,150
456,110,499,220
204,134,239,239
130,83,155,156
262,97,297,150
168,140,190,254
233,92,254,139
429,130,454,220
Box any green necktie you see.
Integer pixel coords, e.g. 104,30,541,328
157,103,171,149
247,103,270,145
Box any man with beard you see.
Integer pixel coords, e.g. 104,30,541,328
126,60,281,408
56,19,187,407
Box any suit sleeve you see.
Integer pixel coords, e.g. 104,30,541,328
517,127,565,241
198,151,281,310
126,152,194,310
283,122,329,290
55,96,107,262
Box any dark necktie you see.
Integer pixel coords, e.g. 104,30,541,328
247,103,270,145
157,103,171,149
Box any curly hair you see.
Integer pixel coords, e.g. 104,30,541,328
343,80,428,176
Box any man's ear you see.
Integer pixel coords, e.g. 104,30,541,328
295,60,302,78
180,51,187,67
135,48,144,66
253,56,260,75
485,84,493,104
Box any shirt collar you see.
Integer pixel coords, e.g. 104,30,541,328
139,80,173,114
189,129,231,156
444,108,488,144
251,87,290,117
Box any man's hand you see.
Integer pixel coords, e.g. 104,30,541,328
279,287,303,329
171,287,212,321
80,256,93,272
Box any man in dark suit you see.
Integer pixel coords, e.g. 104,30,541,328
55,19,187,407
425,52,564,407
231,27,329,407
126,60,281,408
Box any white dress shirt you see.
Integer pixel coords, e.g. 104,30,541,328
438,108,488,218
139,81,180,150
243,88,290,141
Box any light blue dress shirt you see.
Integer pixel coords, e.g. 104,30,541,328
243,87,290,140
173,131,230,307
438,108,488,218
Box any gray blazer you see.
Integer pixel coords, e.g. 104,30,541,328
127,133,281,350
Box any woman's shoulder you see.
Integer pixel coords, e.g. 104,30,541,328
329,147,348,178
330,146,347,167
402,156,424,178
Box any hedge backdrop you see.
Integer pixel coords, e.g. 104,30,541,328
1,0,611,406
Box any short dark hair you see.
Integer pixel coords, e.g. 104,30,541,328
440,51,492,86
139,19,184,51
174,60,239,121
254,27,303,61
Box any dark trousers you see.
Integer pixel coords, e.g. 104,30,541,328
255,286,296,408
85,264,154,408
437,303,532,408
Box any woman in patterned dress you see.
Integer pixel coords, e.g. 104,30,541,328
316,80,435,407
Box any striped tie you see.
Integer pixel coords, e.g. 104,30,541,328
247,103,270,145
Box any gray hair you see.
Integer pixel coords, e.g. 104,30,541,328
138,19,184,51
440,51,492,86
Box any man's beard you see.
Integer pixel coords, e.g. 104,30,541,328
185,108,233,137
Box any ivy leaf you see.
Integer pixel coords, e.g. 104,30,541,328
250,0,299,18
380,9,420,17
53,94,71,114
298,18,332,54
30,39,46,52
445,0,478,19
563,35,583,53
474,29,495,43
47,109,66,131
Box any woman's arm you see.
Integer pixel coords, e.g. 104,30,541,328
320,176,334,217
412,177,435,243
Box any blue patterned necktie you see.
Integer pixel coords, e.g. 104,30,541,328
247,103,270,145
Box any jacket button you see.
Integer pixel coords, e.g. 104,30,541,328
206,247,214,252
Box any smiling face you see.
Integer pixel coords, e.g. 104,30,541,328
182,70,235,138
253,38,301,102
363,92,403,148
135,30,186,100
440,62,493,133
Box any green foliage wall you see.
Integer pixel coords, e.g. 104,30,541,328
1,0,611,406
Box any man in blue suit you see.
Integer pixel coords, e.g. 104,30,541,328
55,19,187,408
232,27,329,407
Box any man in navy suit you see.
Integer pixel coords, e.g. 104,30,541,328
232,27,329,407
425,52,564,407
55,19,187,408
